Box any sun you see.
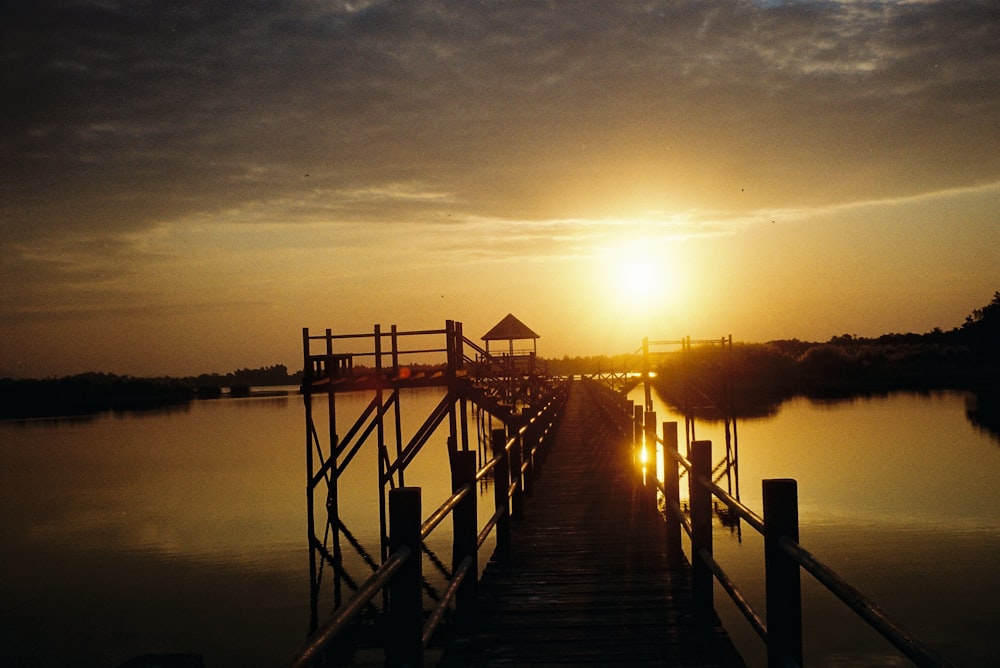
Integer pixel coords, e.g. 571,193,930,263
618,256,661,301
570,229,694,341
605,241,675,308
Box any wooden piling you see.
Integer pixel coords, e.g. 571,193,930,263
451,451,478,626
491,428,511,562
522,420,535,497
633,404,644,454
510,429,524,522
643,410,658,510
387,487,422,668
763,478,802,668
662,420,684,568
691,439,714,623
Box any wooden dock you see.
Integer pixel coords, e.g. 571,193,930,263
437,381,746,667
298,323,952,668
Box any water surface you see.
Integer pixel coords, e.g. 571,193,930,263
635,387,1000,667
2,388,998,666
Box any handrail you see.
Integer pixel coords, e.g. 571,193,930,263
289,545,411,668
586,377,953,667
420,480,473,540
702,475,765,534
294,376,570,666
476,455,499,480
417,383,568,648
478,507,503,548
669,497,692,536
423,554,475,647
698,546,767,642
780,537,952,668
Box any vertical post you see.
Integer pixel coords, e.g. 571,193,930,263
445,321,459,451
392,324,404,483
763,479,802,668
642,410,657,509
376,324,390,488
491,428,511,562
456,321,471,453
303,328,319,632
451,450,478,627
633,405,644,460
690,439,713,623
522,420,535,497
387,487,422,668
324,328,342,607
509,427,524,522
536,404,547,467
662,421,683,568
642,336,652,412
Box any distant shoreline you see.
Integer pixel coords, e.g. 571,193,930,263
3,291,997,422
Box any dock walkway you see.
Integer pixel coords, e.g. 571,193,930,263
438,381,745,667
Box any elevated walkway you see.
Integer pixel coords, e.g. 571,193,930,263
438,381,745,666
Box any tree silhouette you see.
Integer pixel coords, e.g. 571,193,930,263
961,291,1000,357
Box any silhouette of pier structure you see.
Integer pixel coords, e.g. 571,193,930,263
292,318,953,668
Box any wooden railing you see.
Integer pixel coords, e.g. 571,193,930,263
288,382,569,667
586,378,953,668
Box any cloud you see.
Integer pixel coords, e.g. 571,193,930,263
2,0,998,243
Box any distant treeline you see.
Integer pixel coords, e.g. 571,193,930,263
0,374,197,419
0,364,302,419
4,294,997,421
651,292,1000,419
191,364,303,392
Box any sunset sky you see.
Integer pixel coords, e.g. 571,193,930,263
2,1,999,378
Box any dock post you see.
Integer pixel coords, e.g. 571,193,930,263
451,451,478,627
387,487,422,668
662,421,684,568
690,440,714,623
643,410,658,511
633,404,644,460
510,428,524,522
763,478,802,668
522,420,535,498
491,428,511,562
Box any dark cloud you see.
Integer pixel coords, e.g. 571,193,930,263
3,0,999,242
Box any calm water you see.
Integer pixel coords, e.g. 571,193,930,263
1,387,998,666
634,387,1000,667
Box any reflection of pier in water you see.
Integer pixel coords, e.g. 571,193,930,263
598,336,745,534
639,336,743,533
293,318,953,668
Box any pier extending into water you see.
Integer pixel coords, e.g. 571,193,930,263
435,380,744,667
290,319,953,667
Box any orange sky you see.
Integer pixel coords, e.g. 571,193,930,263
2,1,999,377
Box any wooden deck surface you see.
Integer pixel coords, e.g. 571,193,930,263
437,381,746,667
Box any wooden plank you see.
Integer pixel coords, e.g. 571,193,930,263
437,381,746,667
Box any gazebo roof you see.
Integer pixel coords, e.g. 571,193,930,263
481,313,539,341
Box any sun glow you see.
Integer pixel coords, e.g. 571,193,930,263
571,232,696,344
604,240,679,308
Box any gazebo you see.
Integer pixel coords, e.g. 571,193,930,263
481,313,539,359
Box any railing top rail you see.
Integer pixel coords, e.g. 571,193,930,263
421,481,473,541
306,327,448,341
662,435,694,472
289,545,411,668
703,475,765,534
780,536,954,668
460,335,491,359
647,338,728,346
332,346,448,359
